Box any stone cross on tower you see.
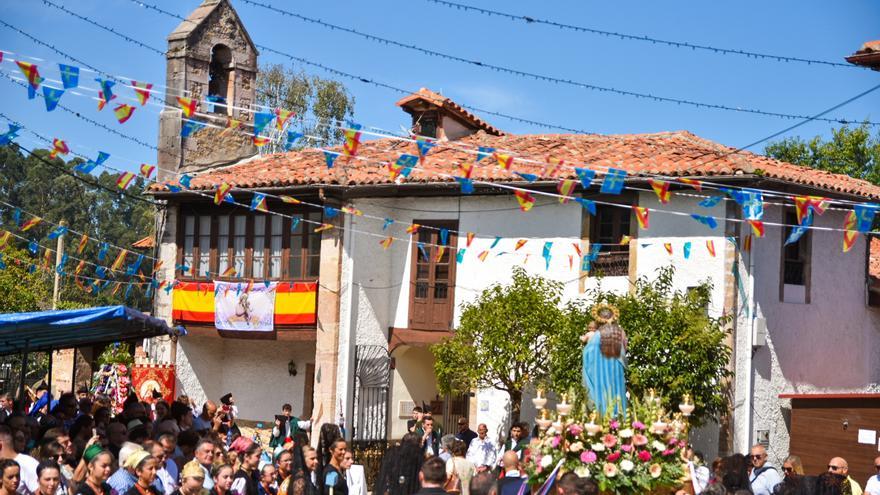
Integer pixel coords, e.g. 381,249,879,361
157,0,258,180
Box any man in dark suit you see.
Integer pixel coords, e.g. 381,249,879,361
0,394,12,423
420,416,442,458
414,456,448,495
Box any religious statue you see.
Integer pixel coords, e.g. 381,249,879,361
580,303,627,417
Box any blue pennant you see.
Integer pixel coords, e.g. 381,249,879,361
59,64,79,89
574,167,596,188
42,86,64,112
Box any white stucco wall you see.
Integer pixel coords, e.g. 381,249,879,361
175,335,316,421
338,191,733,445
739,204,880,464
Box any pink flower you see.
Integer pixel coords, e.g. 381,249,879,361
632,421,646,430
662,449,675,456
580,451,597,464
609,420,620,430
633,434,648,447
637,450,652,462
678,440,687,448
603,463,618,478
568,424,584,436
551,435,561,448
602,434,618,449
607,451,621,462
620,444,632,453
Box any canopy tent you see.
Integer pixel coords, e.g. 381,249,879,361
0,305,185,356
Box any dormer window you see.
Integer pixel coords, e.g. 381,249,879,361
208,44,233,115
417,112,438,139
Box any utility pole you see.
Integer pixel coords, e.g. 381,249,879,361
51,220,66,310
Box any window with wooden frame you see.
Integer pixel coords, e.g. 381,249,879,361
408,221,457,331
177,206,322,280
588,205,631,277
782,210,811,287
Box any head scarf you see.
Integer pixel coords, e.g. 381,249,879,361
181,460,205,480
123,450,151,470
83,444,104,463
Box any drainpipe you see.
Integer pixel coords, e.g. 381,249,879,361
741,239,757,453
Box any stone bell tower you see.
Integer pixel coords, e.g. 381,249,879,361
157,0,258,179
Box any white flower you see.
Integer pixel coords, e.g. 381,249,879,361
569,441,584,453
540,455,554,468
546,427,557,436
620,459,634,472
652,441,666,452
590,443,605,452
618,428,634,439
574,466,591,478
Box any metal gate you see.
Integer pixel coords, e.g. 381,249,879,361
351,345,390,441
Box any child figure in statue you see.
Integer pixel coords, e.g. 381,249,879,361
580,303,627,417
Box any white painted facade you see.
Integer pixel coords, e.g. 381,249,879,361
333,191,733,445
734,203,880,464
332,188,879,463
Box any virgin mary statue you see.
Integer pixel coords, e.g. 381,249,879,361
581,303,627,417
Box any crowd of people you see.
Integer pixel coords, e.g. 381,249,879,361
0,387,363,495
0,391,875,495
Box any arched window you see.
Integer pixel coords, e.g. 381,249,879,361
208,44,233,114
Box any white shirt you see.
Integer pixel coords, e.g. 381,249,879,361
865,474,880,495
156,466,177,495
749,464,782,495
15,453,39,495
272,418,312,439
466,437,497,468
346,465,366,495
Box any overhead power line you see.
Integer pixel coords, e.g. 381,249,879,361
236,0,876,125
423,0,862,69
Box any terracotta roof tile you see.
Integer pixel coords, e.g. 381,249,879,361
150,130,880,200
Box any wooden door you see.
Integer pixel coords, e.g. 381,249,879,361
302,363,315,418
409,222,457,331
789,397,880,483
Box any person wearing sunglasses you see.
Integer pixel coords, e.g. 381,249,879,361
827,457,862,495
865,455,880,495
748,445,782,495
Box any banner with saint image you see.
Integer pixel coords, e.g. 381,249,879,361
214,280,277,331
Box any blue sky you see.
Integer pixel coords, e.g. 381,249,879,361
1,0,878,173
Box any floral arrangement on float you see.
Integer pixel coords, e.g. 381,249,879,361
521,303,697,494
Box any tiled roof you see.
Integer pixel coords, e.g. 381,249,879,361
153,130,880,200
396,88,505,136
846,40,880,69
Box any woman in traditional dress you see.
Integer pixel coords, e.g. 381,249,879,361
122,452,161,495
34,460,64,495
0,459,19,495
210,464,234,495
230,439,260,495
320,440,347,495
75,448,112,495
581,304,627,417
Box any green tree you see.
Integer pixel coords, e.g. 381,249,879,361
0,145,156,311
550,267,732,425
764,124,880,185
256,64,355,152
432,268,566,422
0,247,50,312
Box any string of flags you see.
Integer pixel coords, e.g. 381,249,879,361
2,52,873,222
4,53,876,239
7,109,877,268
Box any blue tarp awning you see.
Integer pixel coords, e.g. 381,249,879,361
0,306,185,355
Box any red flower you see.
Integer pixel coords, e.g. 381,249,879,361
637,450,652,462
607,451,621,462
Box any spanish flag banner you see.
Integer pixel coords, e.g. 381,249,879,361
172,281,317,327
